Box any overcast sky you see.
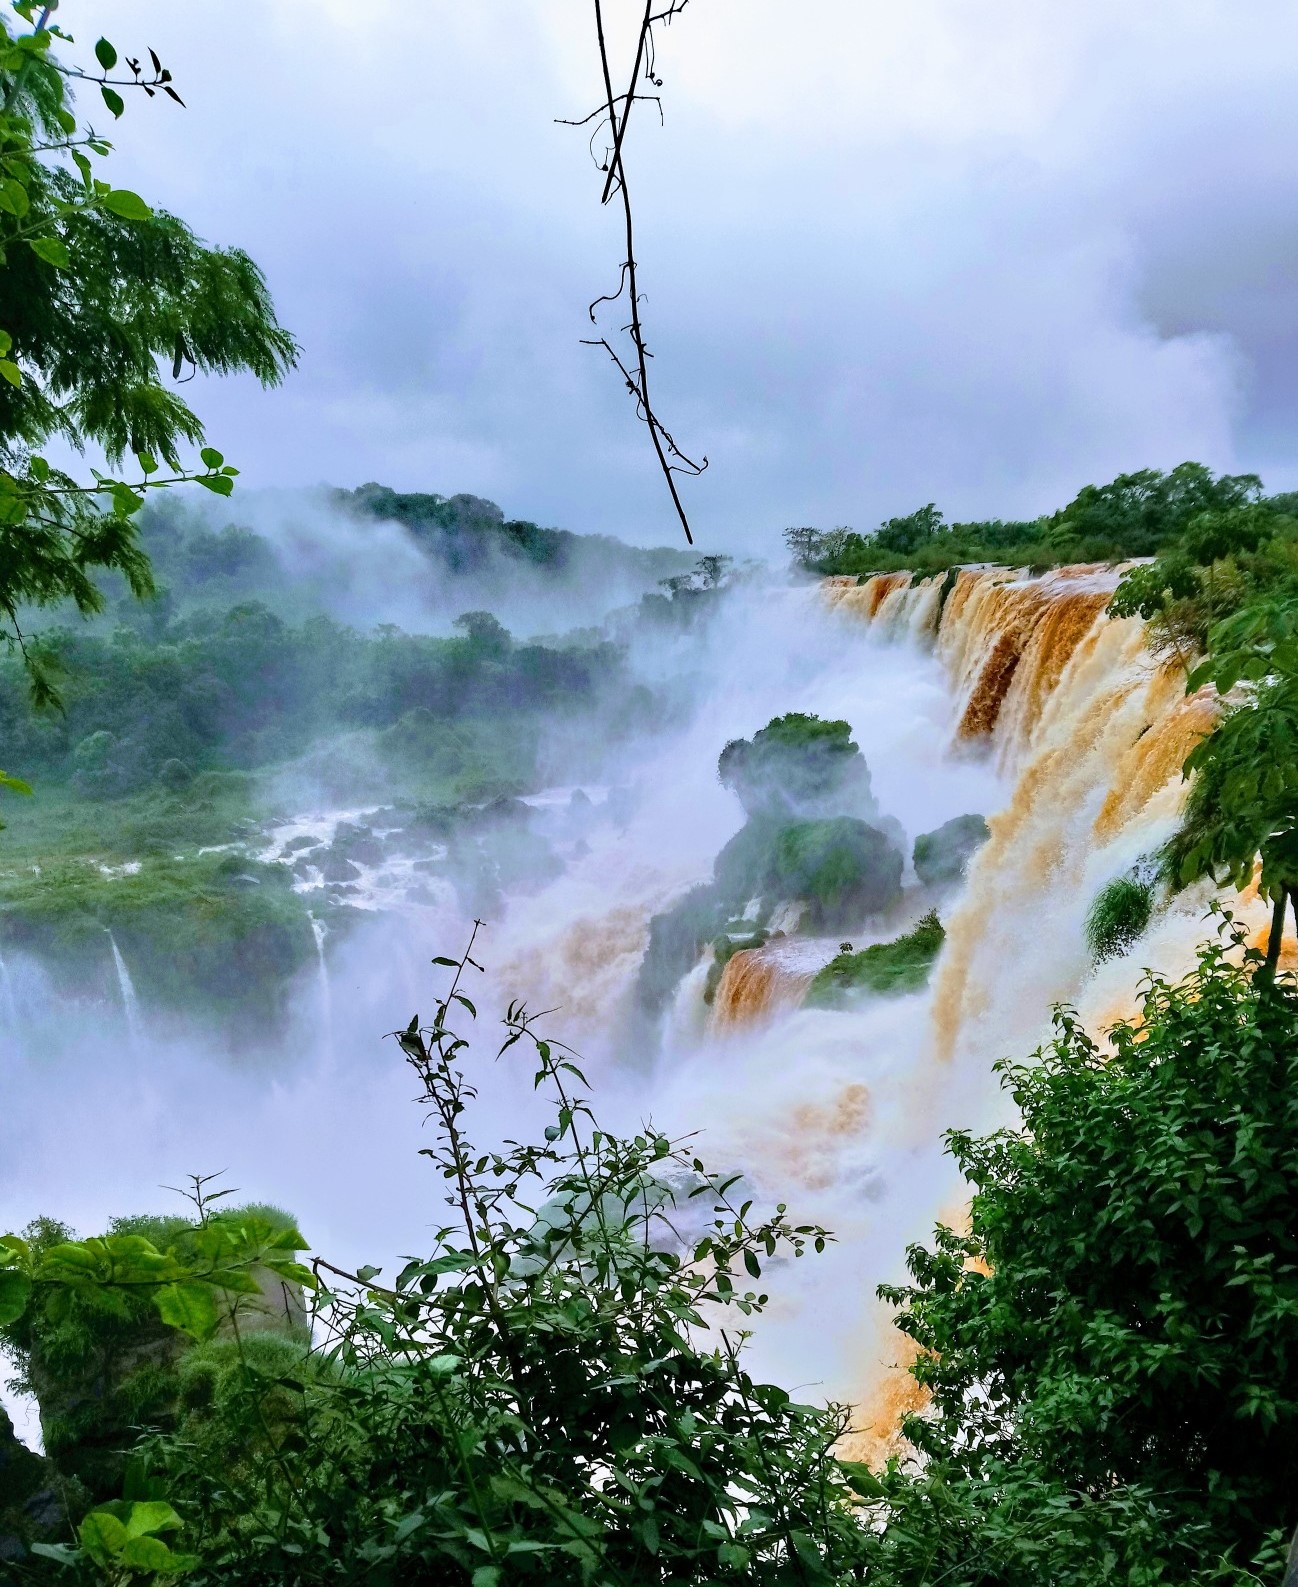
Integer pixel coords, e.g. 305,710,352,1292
74,0,1298,551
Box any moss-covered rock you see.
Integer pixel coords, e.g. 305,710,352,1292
717,712,875,819
913,813,990,889
804,911,945,1009
770,818,903,930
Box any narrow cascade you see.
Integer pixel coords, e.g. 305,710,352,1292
108,932,142,1051
308,912,334,1053
0,947,20,1041
711,944,817,1030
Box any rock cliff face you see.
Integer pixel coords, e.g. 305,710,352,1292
1,1403,63,1569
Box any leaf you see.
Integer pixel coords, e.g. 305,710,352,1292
154,1281,220,1340
100,188,152,221
119,1535,192,1572
94,37,118,70
0,359,21,387
197,474,235,497
199,446,224,468
100,85,125,118
0,330,9,356
29,236,69,269
28,1543,80,1566
124,1501,183,1538
0,1267,32,1326
471,1570,501,1587
79,1511,128,1569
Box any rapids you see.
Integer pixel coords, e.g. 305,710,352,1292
3,568,1283,1451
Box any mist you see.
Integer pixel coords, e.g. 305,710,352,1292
1,570,1012,1444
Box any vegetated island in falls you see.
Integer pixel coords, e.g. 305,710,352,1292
8,459,1298,1585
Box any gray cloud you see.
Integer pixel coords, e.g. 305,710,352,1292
77,0,1298,549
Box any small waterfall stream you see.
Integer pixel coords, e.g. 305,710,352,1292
107,932,142,1051
308,912,334,1059
0,947,20,1048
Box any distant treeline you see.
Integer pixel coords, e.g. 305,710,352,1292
0,604,645,802
789,462,1298,579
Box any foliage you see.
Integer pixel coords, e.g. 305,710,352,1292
868,932,1298,1585
804,911,944,1008
0,601,641,800
770,817,903,931
1159,602,1298,974
340,484,694,585
912,813,989,890
1083,874,1155,962
9,935,871,1584
0,4,295,704
1108,504,1298,661
717,712,873,819
793,462,1271,582
0,1204,311,1506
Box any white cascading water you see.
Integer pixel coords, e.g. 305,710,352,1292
0,948,19,1045
308,912,334,1063
5,568,1286,1458
108,931,143,1054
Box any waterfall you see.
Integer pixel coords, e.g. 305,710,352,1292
711,944,818,1031
308,912,334,1055
107,932,142,1051
0,947,20,1043
828,566,1285,1058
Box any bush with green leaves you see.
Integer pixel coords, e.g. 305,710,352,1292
1083,873,1155,962
29,932,868,1585
717,713,875,820
0,1205,308,1506
864,928,1298,1586
804,911,944,1009
912,814,989,890
0,3,296,709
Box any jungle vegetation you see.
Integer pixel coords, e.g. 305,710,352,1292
5,925,1298,1585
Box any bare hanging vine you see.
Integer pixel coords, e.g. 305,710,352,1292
560,0,706,544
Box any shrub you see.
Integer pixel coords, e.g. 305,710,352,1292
804,911,945,1008
913,813,989,889
1084,874,1154,961
717,712,874,818
771,816,903,929
868,931,1298,1584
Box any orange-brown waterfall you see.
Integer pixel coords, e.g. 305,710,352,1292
824,561,1288,1460
711,944,816,1030
829,566,1263,1067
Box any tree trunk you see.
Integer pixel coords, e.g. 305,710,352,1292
1263,887,1289,987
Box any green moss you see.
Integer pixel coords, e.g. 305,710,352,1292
771,817,903,930
913,813,990,889
1085,876,1155,962
804,911,945,1009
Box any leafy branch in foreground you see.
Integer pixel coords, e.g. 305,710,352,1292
0,2,296,709
562,1,706,545
4,928,866,1583
864,924,1298,1587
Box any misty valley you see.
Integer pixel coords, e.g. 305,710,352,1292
6,6,1298,1580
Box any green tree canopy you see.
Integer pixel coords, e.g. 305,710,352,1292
865,932,1298,1586
0,3,296,704
717,711,873,818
